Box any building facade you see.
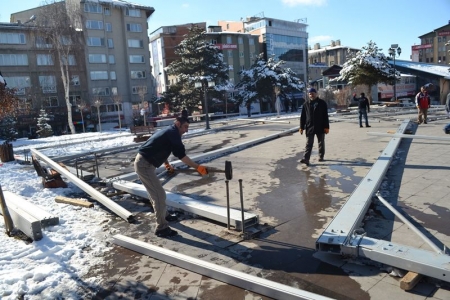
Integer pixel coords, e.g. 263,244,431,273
218,15,308,82
414,22,450,64
7,0,155,132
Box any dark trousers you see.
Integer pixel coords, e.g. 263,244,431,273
359,109,369,126
303,133,325,160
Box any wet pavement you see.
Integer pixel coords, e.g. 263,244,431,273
73,109,450,299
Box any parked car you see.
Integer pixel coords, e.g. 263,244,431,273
444,123,450,134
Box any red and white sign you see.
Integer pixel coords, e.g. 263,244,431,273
411,44,432,50
438,30,450,36
215,44,238,50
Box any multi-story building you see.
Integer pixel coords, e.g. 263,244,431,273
414,22,450,64
218,15,308,82
307,40,360,84
7,0,155,132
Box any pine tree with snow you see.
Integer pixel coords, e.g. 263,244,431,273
331,41,399,101
36,109,53,138
164,25,230,112
234,53,304,110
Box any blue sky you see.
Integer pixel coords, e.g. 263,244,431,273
2,0,449,61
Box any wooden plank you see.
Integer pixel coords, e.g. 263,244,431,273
55,196,94,208
400,271,423,291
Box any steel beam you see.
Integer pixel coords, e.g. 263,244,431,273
316,119,410,253
112,180,258,230
0,203,42,240
113,234,332,300
31,149,135,223
3,191,59,227
344,236,450,283
367,132,450,141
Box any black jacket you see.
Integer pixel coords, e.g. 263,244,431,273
300,97,329,135
138,124,186,167
354,96,370,112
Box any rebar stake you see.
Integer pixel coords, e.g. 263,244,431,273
225,180,230,230
239,179,245,235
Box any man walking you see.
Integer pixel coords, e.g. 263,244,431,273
353,92,371,128
134,116,208,238
415,86,431,124
299,88,330,166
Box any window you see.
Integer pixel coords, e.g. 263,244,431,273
71,75,80,86
227,36,232,44
104,7,111,15
61,55,76,66
228,50,233,58
86,20,103,30
0,32,26,44
126,23,142,32
132,86,147,94
89,54,107,63
127,39,143,48
37,54,54,66
39,76,57,93
111,87,118,95
0,54,28,66
129,55,144,63
43,96,58,107
107,39,114,48
109,55,115,64
90,71,108,80
92,87,110,96
126,8,141,17
84,3,102,13
36,36,52,48
110,71,116,80
131,71,146,79
210,39,217,45
87,37,105,46
249,38,255,45
3,76,30,92
240,65,245,71
239,52,244,57
105,23,112,32
238,37,243,44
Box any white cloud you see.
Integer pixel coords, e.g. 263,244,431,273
182,3,189,8
282,0,327,6
309,35,333,45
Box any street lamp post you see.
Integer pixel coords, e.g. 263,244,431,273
94,98,102,132
195,79,215,130
389,44,401,101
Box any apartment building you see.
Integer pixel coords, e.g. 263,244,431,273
414,22,450,64
7,0,154,132
218,15,308,82
307,40,360,83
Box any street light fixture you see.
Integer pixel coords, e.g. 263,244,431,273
388,44,401,101
94,98,102,132
195,79,215,130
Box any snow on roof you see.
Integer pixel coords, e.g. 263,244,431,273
392,60,450,79
308,45,360,54
86,0,153,10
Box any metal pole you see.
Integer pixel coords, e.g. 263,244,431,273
239,179,245,235
225,180,230,230
204,84,210,130
393,55,397,101
0,184,14,236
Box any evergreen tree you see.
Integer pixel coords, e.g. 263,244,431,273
37,109,54,138
234,53,304,109
332,41,399,101
164,25,230,112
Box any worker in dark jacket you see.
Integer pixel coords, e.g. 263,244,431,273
299,88,330,166
134,116,208,238
353,92,371,128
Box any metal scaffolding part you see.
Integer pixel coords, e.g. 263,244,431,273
113,234,333,300
316,119,410,253
346,236,450,283
112,181,258,230
376,193,442,254
117,126,300,181
0,203,42,240
30,149,135,223
367,132,450,141
3,191,59,227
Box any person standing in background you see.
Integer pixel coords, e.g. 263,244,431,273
415,86,431,124
353,92,371,128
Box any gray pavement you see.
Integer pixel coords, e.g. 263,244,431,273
79,109,450,299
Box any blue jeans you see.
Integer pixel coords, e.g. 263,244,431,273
359,109,369,127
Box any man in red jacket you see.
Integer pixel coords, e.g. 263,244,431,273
415,86,431,124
